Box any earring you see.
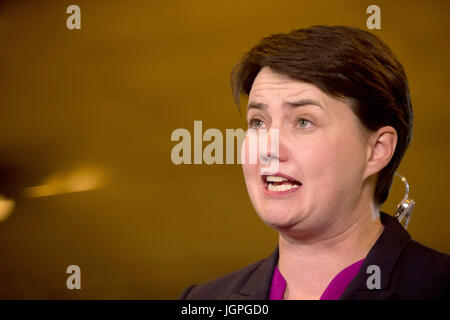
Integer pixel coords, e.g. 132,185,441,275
394,172,415,229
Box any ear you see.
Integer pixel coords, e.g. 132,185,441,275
363,126,397,180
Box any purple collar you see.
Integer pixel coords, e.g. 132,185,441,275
269,258,365,300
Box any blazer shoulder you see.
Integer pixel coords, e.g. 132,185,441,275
402,240,450,274
179,258,266,300
391,239,450,299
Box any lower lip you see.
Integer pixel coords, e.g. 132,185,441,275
263,183,302,196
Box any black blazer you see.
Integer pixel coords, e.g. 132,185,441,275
180,212,450,300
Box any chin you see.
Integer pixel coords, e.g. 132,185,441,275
256,206,303,230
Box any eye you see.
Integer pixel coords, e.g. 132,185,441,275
248,118,264,128
297,117,314,129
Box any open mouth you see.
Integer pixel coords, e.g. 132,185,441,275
262,174,302,192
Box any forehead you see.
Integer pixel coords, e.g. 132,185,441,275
249,67,324,102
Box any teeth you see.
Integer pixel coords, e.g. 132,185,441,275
268,183,299,192
266,175,289,182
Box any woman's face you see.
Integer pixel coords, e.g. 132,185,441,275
242,67,373,239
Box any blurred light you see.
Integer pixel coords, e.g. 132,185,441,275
24,166,107,198
0,195,15,222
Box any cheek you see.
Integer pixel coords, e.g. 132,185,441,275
290,137,332,173
241,137,258,186
296,135,365,186
242,163,255,182
335,134,367,170
325,139,366,191
242,162,260,207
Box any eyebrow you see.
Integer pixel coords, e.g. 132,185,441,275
247,99,324,114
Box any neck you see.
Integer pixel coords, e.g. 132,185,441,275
278,203,384,299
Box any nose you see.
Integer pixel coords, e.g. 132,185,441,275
259,128,288,165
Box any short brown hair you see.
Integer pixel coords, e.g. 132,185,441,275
231,25,413,206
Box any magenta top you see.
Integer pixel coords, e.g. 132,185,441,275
269,258,364,300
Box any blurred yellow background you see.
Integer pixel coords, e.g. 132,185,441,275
0,0,448,299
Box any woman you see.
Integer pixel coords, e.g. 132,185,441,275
180,25,449,300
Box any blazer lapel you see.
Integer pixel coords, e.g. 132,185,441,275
229,247,279,300
340,212,412,300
